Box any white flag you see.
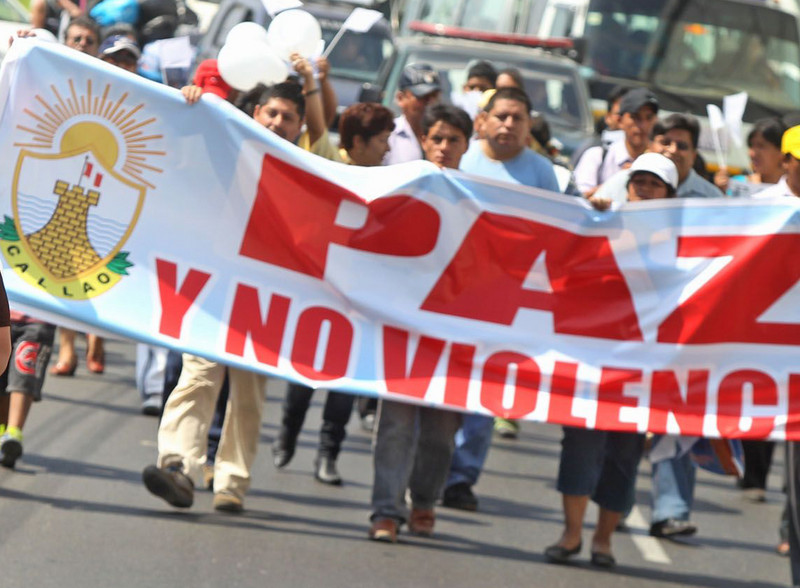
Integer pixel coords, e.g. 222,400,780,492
341,7,384,33
723,92,748,148
261,0,303,17
707,103,725,131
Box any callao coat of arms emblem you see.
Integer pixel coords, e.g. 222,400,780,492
2,80,163,299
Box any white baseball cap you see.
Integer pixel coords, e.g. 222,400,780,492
627,153,678,191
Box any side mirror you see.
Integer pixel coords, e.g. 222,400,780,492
358,83,384,104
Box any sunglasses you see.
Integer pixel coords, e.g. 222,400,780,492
68,35,98,45
657,137,691,151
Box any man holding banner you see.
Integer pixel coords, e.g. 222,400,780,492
442,86,561,513
369,103,473,543
144,54,342,510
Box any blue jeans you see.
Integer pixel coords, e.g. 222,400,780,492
445,414,494,489
371,400,462,522
651,453,696,523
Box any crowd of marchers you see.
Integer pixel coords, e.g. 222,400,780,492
3,6,800,584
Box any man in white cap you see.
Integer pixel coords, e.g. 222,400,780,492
546,152,678,570
589,152,678,209
593,113,721,206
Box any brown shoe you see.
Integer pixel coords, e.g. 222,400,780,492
142,464,194,508
368,518,398,543
213,490,244,513
408,508,435,537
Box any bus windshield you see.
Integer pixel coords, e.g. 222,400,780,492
583,0,800,114
409,0,520,33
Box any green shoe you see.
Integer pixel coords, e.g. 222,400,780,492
494,418,519,439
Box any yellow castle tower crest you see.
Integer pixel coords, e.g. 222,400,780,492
2,80,164,300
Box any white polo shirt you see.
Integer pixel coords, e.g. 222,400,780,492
383,115,423,165
573,139,636,194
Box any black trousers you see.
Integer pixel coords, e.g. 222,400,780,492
281,383,355,459
741,440,775,490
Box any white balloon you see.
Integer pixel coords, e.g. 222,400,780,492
258,46,290,86
224,22,269,46
266,9,322,61
217,40,289,91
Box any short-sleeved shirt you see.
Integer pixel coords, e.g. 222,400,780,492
678,169,723,198
383,115,423,165
572,139,635,194
459,143,560,192
752,176,795,199
298,129,343,163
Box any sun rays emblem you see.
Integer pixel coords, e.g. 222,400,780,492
1,80,164,299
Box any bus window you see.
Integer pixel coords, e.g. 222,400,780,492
417,0,462,25
410,0,519,33
460,0,515,32
583,0,800,115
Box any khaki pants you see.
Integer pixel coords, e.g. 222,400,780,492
157,354,265,500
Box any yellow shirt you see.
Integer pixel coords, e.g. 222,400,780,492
298,129,343,163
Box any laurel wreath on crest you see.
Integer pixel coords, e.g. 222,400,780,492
0,215,133,276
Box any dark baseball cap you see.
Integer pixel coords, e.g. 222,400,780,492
399,63,441,98
98,35,141,60
619,87,658,116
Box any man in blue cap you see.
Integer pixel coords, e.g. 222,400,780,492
384,63,442,165
98,34,140,74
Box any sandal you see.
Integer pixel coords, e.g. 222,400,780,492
86,354,105,374
50,359,77,376
590,551,616,568
544,541,582,564
86,335,105,374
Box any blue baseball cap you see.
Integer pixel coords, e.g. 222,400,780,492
98,35,141,60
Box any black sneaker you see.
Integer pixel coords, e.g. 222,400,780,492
142,464,194,508
649,518,697,538
314,456,342,485
0,433,23,469
442,482,478,511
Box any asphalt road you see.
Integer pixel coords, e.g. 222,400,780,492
0,338,791,587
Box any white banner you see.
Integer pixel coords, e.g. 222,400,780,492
3,40,800,440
